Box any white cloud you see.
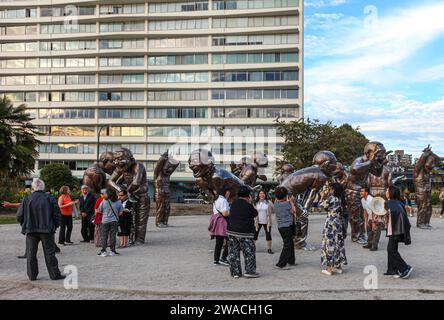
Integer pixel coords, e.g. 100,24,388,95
415,64,444,82
304,2,444,157
305,0,347,8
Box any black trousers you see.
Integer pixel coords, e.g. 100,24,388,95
26,233,62,280
387,236,408,274
254,224,272,241
81,215,94,241
101,221,117,252
277,226,295,268
441,202,444,215
59,215,73,244
214,236,228,262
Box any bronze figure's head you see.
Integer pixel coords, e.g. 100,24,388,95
188,149,215,178
313,151,338,176
113,148,135,170
99,151,115,174
364,141,386,163
281,164,295,174
252,152,268,168
333,162,346,178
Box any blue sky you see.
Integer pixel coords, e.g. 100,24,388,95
303,0,444,158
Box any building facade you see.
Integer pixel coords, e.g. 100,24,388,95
0,0,302,186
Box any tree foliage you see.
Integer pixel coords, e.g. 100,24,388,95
275,118,369,171
40,163,79,192
0,96,41,179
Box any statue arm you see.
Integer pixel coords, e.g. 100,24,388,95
154,153,168,180
109,169,123,192
127,164,144,194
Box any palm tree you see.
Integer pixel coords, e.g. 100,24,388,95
0,96,41,179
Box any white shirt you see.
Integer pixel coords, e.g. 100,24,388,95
213,195,229,215
361,195,374,215
257,201,269,225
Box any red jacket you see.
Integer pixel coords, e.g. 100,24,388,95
93,197,103,225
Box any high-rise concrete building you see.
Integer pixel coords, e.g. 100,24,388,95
388,150,413,168
0,0,302,191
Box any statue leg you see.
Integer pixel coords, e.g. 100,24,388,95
294,212,308,249
135,196,150,244
346,189,364,241
129,209,137,245
164,192,171,225
416,193,426,227
155,193,162,227
425,192,433,225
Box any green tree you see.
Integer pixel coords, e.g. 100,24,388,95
0,96,40,179
275,118,369,171
40,163,79,192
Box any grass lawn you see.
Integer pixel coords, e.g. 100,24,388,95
0,215,18,225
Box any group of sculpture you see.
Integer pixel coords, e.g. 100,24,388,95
189,142,440,249
81,141,439,247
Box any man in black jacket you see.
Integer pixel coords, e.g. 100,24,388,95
79,185,96,243
16,178,65,281
227,186,259,279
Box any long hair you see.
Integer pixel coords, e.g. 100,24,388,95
254,190,269,205
59,186,70,195
387,186,401,201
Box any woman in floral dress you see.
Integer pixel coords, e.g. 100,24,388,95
320,183,347,276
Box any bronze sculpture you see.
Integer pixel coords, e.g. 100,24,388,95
368,165,393,199
231,153,268,187
189,149,250,203
109,148,150,245
154,151,179,227
345,141,386,244
414,146,440,229
82,152,115,194
277,164,295,185
280,151,338,250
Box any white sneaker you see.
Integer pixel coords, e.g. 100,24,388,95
334,268,343,274
108,251,115,257
98,251,107,257
322,269,332,276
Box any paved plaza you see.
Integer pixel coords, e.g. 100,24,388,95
1,214,444,300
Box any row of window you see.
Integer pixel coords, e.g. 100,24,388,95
3,89,298,102
1,72,297,86
0,0,298,18
212,70,298,82
0,35,297,60
213,16,298,28
2,17,296,36
36,125,279,137
149,0,297,13
0,25,37,36
213,0,298,10
0,75,95,86
28,107,297,120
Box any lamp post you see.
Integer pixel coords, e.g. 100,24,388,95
97,125,109,163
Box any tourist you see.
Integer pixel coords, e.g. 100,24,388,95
16,178,65,281
227,186,259,278
93,194,104,247
273,186,296,270
440,189,444,219
253,190,274,254
97,188,123,257
320,183,347,276
118,190,132,248
403,193,414,218
58,186,78,246
79,185,95,243
208,188,230,266
384,186,413,279
360,187,383,251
